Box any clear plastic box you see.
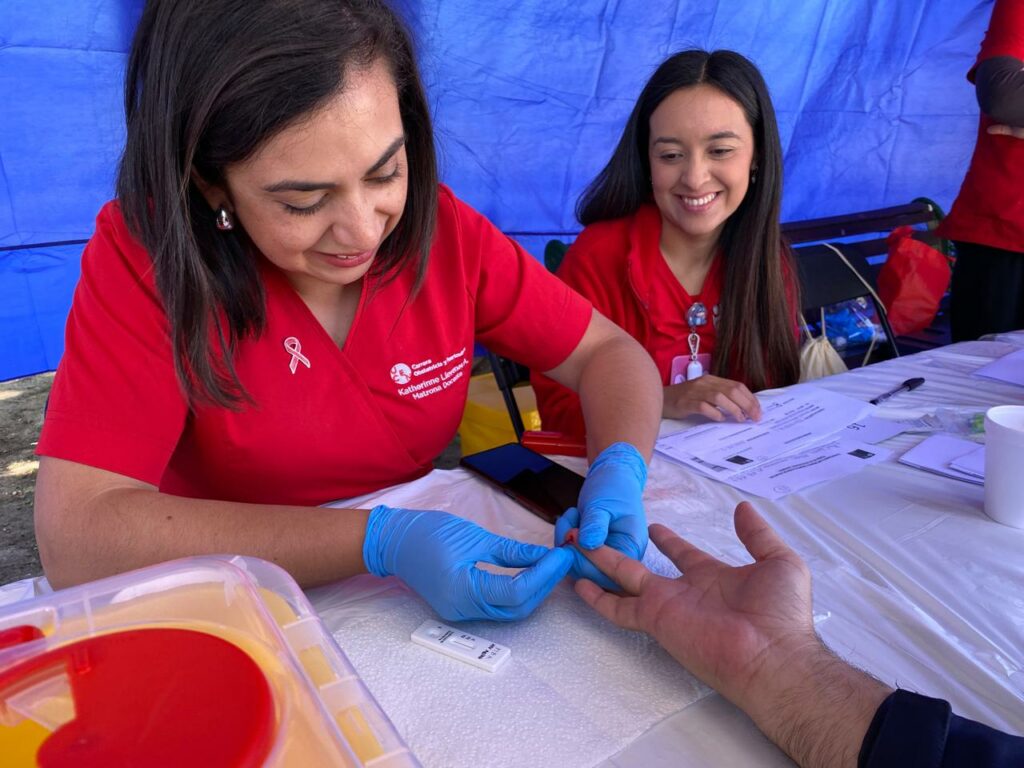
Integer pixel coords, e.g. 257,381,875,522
0,556,419,767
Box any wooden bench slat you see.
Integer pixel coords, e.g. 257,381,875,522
782,201,939,244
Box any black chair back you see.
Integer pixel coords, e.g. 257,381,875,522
486,351,530,441
791,242,900,361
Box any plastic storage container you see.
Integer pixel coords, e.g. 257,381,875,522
0,556,419,767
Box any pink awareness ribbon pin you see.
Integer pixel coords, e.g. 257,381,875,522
283,336,311,374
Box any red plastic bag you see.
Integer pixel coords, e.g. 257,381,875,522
878,226,951,336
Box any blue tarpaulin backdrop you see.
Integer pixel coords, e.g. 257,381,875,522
0,0,993,380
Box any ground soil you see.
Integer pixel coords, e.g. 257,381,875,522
0,372,51,585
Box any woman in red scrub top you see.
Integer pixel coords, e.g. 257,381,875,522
34,0,662,620
938,0,1024,342
534,50,800,441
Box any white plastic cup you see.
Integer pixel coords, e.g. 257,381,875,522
984,405,1024,528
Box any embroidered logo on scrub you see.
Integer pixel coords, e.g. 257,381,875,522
392,347,468,400
283,336,311,374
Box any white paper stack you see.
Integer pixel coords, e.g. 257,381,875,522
898,434,985,485
655,387,894,499
972,347,1024,387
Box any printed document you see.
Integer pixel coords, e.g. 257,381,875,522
656,387,872,479
727,436,892,500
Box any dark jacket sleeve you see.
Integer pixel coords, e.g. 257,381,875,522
976,55,1024,126
859,689,1024,768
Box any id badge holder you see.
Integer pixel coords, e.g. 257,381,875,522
670,352,712,383
670,302,711,383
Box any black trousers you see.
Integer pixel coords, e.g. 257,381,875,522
950,240,1024,342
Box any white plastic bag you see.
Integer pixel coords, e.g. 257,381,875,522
799,309,848,381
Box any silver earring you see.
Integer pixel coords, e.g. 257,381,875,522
750,168,758,185
215,206,234,231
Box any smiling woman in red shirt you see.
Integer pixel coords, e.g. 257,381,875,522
533,50,800,441
33,0,663,622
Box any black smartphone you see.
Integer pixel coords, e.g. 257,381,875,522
459,442,585,524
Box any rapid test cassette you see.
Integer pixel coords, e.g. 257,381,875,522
410,620,511,672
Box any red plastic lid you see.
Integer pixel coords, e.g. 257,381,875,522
0,628,275,767
0,624,44,651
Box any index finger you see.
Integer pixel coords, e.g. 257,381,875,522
485,535,552,568
723,382,760,421
739,388,762,421
577,543,653,596
710,390,747,423
575,579,645,632
475,547,572,608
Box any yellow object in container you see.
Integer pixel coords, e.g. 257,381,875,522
458,373,541,455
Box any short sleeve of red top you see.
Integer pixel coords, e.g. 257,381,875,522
937,0,1024,252
37,185,592,505
531,204,723,440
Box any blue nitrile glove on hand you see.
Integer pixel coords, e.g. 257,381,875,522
555,442,648,588
363,504,573,622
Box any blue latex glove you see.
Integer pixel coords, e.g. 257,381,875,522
363,504,572,622
555,442,648,587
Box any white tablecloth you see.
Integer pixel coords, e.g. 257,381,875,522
311,333,1024,767
3,335,1022,766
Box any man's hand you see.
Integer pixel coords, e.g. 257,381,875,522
574,502,814,705
664,375,762,422
575,502,892,768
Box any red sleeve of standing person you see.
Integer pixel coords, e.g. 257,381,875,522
936,0,1024,254
968,0,1024,81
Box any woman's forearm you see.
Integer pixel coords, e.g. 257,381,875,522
542,310,662,461
575,333,662,460
35,456,370,589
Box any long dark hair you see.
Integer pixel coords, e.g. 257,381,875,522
577,49,799,391
117,0,437,407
